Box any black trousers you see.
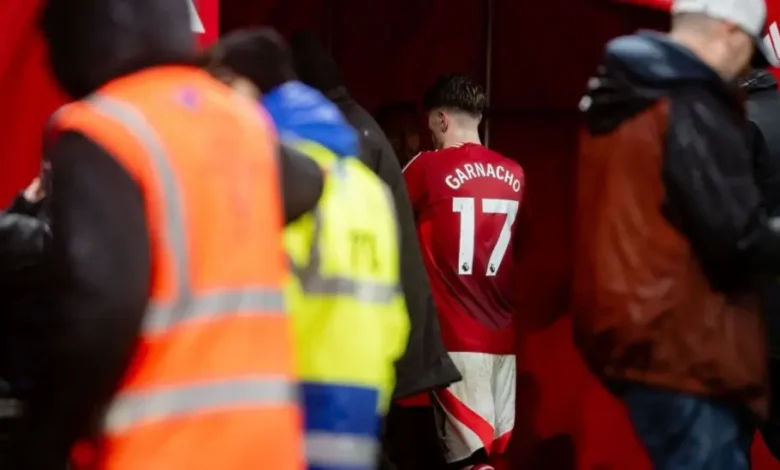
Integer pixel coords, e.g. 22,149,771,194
383,402,447,470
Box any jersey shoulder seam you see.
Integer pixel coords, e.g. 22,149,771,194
402,150,431,173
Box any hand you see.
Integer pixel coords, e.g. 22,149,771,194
22,177,46,203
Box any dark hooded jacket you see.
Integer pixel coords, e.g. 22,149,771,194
740,71,780,361
0,194,50,282
0,192,51,453
739,69,780,459
291,33,461,398
576,32,780,418
0,190,52,383
6,2,321,468
741,70,780,216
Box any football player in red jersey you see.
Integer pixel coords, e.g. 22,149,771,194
403,75,525,470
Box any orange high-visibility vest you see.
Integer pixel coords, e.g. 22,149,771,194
51,66,304,470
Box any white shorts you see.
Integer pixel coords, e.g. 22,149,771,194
433,352,516,463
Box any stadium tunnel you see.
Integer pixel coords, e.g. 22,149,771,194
2,0,780,468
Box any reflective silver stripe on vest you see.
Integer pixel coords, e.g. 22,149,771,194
292,207,399,304
88,95,192,314
306,432,378,468
87,94,285,332
144,287,285,334
103,378,294,433
85,94,294,432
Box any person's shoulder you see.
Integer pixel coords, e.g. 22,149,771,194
404,145,462,172
402,149,437,174
667,85,742,138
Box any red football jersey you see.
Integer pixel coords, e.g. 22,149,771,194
403,143,525,354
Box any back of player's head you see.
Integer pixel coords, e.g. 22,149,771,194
202,28,296,94
423,74,486,118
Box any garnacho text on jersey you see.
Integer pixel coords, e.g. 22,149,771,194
445,162,522,192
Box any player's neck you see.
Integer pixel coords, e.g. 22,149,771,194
443,129,481,149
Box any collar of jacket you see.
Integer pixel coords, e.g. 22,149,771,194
262,81,358,158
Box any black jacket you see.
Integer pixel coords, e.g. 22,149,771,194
0,196,50,281
740,69,780,457
0,193,51,394
0,194,52,465
292,33,461,397
741,70,780,362
742,70,780,215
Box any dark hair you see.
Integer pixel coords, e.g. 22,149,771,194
422,74,486,116
202,28,296,93
290,31,344,93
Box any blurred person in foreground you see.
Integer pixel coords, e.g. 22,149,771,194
203,28,411,470
0,170,51,375
576,0,780,467
291,31,461,470
741,68,780,460
404,75,525,470
8,1,320,468
0,167,52,285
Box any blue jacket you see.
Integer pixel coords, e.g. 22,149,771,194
262,80,358,158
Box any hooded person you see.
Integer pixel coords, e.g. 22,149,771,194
576,0,780,466
0,172,53,462
0,170,53,413
8,1,316,469
202,29,358,159
741,69,780,215
290,32,461,399
203,29,413,470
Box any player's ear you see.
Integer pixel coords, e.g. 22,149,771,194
438,110,448,133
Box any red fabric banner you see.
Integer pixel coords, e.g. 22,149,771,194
765,0,780,81
0,0,65,205
194,0,220,48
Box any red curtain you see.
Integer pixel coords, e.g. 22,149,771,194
0,0,65,205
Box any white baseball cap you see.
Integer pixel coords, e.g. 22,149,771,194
673,0,778,67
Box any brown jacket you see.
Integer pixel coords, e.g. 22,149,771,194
573,33,780,418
